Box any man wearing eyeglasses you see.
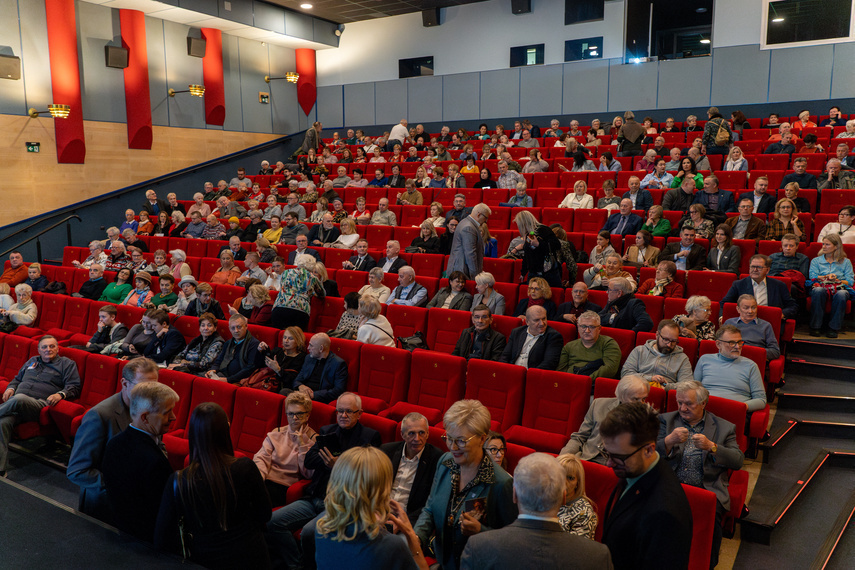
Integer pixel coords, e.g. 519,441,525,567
381,413,443,524
719,254,798,320
657,380,744,570
560,375,649,464
556,311,621,380
600,402,693,570
597,277,654,333
694,325,766,412
287,333,348,404
724,295,780,361
268,392,381,568
621,320,694,388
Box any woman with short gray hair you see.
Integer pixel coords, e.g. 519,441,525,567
673,295,715,340
472,272,505,315
358,267,391,304
356,294,395,347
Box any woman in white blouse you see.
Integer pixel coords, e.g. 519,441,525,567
818,205,855,244
326,218,360,249
559,180,594,209
358,267,391,303
356,294,395,347
723,146,748,171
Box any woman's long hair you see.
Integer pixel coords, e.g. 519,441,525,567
316,447,393,542
176,403,237,530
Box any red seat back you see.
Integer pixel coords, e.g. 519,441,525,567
407,351,466,417
329,338,361,392
683,484,717,570
335,269,369,296
464,360,525,432
230,387,284,456
359,413,399,444
356,344,411,412
60,298,95,336
426,308,472,353
157,369,196,435
520,370,591,437
78,353,122,408
386,304,428,339
600,327,636,367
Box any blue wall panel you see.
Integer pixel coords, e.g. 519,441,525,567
285,11,314,42
344,82,375,126
769,45,833,103
374,79,408,126
710,45,770,106
520,65,562,118
269,44,299,135
163,21,205,128
407,76,443,123
179,0,217,17
238,38,272,133
562,60,610,115
219,0,253,25
78,3,126,123
480,68,519,120
0,0,26,115
657,57,711,110
608,60,658,113
442,74,479,122
317,85,343,128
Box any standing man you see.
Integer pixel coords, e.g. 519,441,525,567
600,402,693,569
388,119,409,150
66,358,159,521
296,121,322,157
1,336,81,477
446,203,491,279
101,382,178,542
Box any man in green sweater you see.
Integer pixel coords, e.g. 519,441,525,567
557,311,622,380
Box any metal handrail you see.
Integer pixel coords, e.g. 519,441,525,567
0,215,82,261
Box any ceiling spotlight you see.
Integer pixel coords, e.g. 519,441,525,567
28,104,71,119
772,17,785,22
335,24,345,37
300,3,313,8
588,46,598,50
700,38,710,44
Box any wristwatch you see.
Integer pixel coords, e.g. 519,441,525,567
711,443,718,454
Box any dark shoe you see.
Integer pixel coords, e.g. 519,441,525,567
809,329,822,337
0,471,6,478
827,330,839,338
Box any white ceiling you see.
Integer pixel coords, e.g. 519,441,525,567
82,0,334,50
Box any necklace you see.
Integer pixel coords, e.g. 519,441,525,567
839,224,852,236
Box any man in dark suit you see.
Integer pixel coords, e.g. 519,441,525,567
377,240,407,274
66,358,160,521
380,412,443,524
218,236,248,261
452,305,507,361
140,189,170,218
342,238,377,271
500,306,563,370
719,253,798,319
598,277,654,333
657,380,744,569
601,199,643,236
206,314,260,385
287,234,322,264
75,264,109,301
101,381,178,542
287,333,348,404
600,402,693,570
656,226,706,271
726,198,767,241
692,175,736,215
739,177,776,215
446,204,490,279
461,453,613,570
267,392,381,569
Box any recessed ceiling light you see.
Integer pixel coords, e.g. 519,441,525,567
772,17,784,22
700,39,710,44
300,3,313,8
588,46,598,50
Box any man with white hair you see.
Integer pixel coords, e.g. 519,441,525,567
72,241,108,269
461,453,613,569
446,203,491,279
388,119,409,149
818,158,855,190
378,240,406,274
141,189,168,217
370,197,398,226
387,266,428,307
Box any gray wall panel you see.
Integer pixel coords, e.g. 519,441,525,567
269,44,299,135
344,82,375,126
219,0,252,25
179,0,217,17
832,43,855,99
18,0,51,112
562,60,610,115
442,74,479,122
710,45,770,106
78,3,125,123
480,68,519,120
0,0,26,115
520,65,562,118
374,79,408,126
657,57,711,110
221,33,243,132
407,76,443,123
608,60,658,113
238,38,272,133
285,11,314,42
317,85,343,129
253,1,285,34
313,19,339,47
163,20,205,128
146,17,169,127
769,45,832,102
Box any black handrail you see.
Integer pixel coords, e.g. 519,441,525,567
0,215,82,262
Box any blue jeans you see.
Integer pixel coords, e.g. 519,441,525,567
266,496,325,569
810,287,850,331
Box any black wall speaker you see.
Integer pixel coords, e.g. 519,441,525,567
422,8,441,27
511,0,531,14
187,37,207,58
0,54,21,80
104,46,129,69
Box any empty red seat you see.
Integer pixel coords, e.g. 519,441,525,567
49,352,121,442
503,370,591,453
385,304,428,339
359,412,399,443
328,338,361,392
410,254,444,279
686,270,735,299
464,360,525,432
752,154,789,170
230,387,284,458
572,209,608,233
356,344,411,414
600,327,636,367
379,351,466,425
426,308,472,353
309,296,344,334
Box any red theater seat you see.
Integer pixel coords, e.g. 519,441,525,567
386,305,428,339
464,360,525,432
356,344,411,414
49,352,121,443
230,388,284,458
426,308,472,353
329,338,362,392
359,413,399,443
379,351,466,425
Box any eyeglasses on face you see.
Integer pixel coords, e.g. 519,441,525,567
597,442,649,464
718,340,745,348
442,434,477,448
336,408,360,416
578,324,600,331
485,446,506,456
286,411,308,419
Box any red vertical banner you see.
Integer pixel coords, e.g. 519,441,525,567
201,28,225,126
44,0,85,163
296,48,316,116
120,9,152,149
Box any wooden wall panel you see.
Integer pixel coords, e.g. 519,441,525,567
0,114,278,227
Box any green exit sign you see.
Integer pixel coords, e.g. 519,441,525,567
26,142,40,153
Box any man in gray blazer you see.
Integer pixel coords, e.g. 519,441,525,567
657,380,744,569
66,358,160,522
461,453,613,570
560,375,649,463
445,203,491,280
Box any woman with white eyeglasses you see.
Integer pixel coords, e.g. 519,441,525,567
414,400,517,570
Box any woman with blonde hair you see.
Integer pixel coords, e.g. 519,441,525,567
767,197,806,241
556,454,598,539
512,277,557,320
309,196,329,223
409,221,439,254
558,180,594,209
326,218,360,249
423,201,445,228
356,294,396,347
314,446,428,569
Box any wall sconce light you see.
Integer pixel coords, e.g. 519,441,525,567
168,84,205,97
264,72,299,84
28,104,71,119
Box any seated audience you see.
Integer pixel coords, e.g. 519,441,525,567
808,234,854,338
673,295,716,341
170,276,198,316
623,229,660,268
356,295,395,347
557,310,621,379
601,199,643,237
706,224,741,274
597,277,654,332
452,304,507,361
638,260,685,298
500,306,563,370
258,326,308,391
409,221,440,254
680,203,714,239
724,295,780,361
387,266,428,307
358,267,392,304
623,320,694,387
694,325,766,411
641,205,671,238
767,198,805,242
817,205,855,244
427,271,474,311
329,292,360,340
584,253,637,292
472,271,506,315
72,241,109,269
168,312,225,375
558,180,594,209
205,314,259,384
555,454,599,539
720,254,798,319
513,277,558,320
141,309,186,364
657,226,706,271
556,282,602,324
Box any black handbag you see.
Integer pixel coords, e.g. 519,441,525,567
397,331,428,352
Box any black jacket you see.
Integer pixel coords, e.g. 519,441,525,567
78,278,108,301
305,423,382,498
598,294,654,333
377,256,407,274
380,442,443,523
347,255,377,272
500,326,564,370
451,327,507,361
656,242,707,271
